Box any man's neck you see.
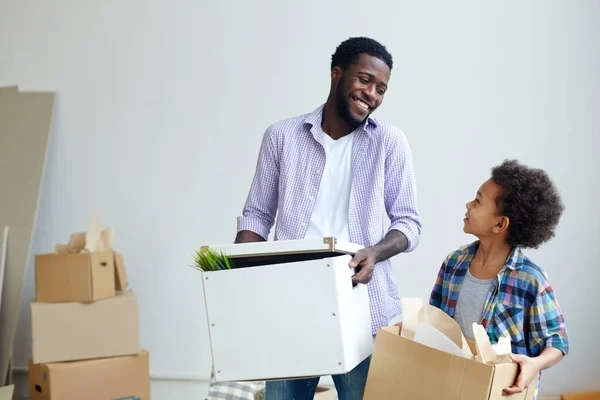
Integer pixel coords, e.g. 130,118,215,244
321,100,358,140
471,238,512,276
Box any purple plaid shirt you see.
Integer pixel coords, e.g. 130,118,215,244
237,104,422,334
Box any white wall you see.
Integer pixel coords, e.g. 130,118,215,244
1,0,598,398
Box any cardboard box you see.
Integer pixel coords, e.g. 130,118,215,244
561,393,600,400
28,350,150,400
197,237,373,382
35,216,129,303
35,250,128,302
363,327,537,400
31,290,140,364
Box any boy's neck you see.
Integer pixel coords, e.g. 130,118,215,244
471,239,513,278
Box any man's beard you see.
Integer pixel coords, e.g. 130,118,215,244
335,76,368,127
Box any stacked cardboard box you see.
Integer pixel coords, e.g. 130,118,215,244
26,216,150,400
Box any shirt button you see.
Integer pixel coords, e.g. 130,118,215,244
316,170,321,175
308,195,315,201
301,223,307,227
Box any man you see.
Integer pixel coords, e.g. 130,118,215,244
236,37,422,400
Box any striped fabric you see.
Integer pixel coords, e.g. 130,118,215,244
429,240,570,399
207,381,265,400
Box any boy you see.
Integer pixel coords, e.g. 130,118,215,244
429,159,569,398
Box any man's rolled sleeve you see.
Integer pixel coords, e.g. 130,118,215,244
236,127,280,240
384,129,422,252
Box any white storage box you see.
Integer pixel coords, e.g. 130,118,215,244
198,237,373,383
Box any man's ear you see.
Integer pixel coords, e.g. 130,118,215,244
331,66,343,82
493,216,510,234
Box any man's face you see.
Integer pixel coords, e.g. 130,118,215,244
463,179,506,238
333,54,390,126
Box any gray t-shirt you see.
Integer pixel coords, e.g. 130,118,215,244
454,268,495,340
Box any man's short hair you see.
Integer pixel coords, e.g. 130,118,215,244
331,37,393,71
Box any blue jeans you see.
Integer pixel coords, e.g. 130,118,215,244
265,356,371,400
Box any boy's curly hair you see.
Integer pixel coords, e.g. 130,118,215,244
491,159,565,249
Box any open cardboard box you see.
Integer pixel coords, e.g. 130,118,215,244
196,237,373,383
363,298,538,400
34,215,128,302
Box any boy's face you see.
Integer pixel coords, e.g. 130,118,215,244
463,179,509,238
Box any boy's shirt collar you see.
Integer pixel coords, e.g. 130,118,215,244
459,240,524,272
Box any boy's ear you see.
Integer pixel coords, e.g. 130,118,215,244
493,216,510,234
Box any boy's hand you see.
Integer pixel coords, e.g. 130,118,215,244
349,248,377,284
502,354,539,395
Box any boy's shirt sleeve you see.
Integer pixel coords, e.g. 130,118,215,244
429,261,447,309
528,273,569,356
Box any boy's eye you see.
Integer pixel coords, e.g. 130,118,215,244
359,77,369,84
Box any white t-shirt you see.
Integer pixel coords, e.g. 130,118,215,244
304,129,355,242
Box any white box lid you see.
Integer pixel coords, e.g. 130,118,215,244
200,237,363,268
201,237,362,257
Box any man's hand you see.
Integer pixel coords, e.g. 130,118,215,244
346,231,410,285
349,248,377,284
503,354,539,395
234,230,266,244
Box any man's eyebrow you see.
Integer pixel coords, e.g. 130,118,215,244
357,71,387,87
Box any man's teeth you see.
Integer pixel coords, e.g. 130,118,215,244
355,99,369,110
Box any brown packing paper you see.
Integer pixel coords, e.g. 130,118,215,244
102,227,114,251
399,297,422,340
67,232,85,253
114,251,128,290
472,323,512,365
401,298,515,365
54,215,110,254
85,214,103,252
55,215,127,290
401,298,474,359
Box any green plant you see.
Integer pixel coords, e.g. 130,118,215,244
192,247,234,271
